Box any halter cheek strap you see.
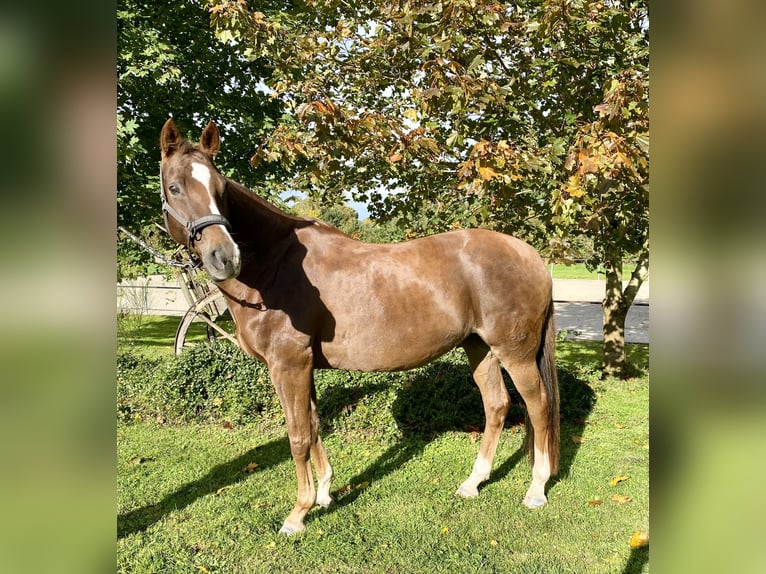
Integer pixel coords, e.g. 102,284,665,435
159,167,232,247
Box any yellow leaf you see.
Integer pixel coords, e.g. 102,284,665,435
242,462,259,473
564,175,586,198
477,165,498,181
588,499,603,506
403,108,419,121
196,566,210,574
610,475,630,487
265,541,277,549
571,435,585,443
611,494,633,504
629,530,649,548
212,397,223,407
216,485,233,495
355,481,370,490
490,539,498,546
442,527,449,533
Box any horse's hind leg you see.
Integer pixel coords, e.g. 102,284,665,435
501,358,553,509
456,337,510,498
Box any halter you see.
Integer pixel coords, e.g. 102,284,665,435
159,165,232,248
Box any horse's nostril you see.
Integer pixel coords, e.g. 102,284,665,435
212,249,226,267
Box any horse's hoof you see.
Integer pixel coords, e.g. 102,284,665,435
523,494,547,509
279,521,305,535
315,494,334,509
456,483,479,498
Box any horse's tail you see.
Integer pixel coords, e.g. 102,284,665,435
524,297,560,475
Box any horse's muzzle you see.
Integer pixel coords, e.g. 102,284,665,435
199,231,241,281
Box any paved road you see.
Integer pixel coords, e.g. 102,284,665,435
553,279,649,344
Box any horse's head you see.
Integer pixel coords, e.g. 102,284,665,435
159,118,241,281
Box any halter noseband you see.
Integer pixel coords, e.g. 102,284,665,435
159,167,232,248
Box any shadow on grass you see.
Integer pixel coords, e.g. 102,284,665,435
117,435,291,539
313,358,596,523
621,546,649,574
118,376,390,539
119,354,597,537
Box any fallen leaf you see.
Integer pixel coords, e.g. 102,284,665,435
196,566,210,574
610,475,630,486
469,431,480,443
588,499,603,506
212,397,223,407
490,539,498,546
336,484,351,495
442,527,449,533
265,541,276,549
629,530,649,549
355,481,370,490
242,462,259,473
571,435,585,443
216,485,233,495
222,420,233,429
156,416,166,425
611,494,633,504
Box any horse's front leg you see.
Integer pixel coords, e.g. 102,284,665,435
270,357,328,534
307,378,334,508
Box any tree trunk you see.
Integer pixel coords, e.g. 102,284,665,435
602,243,649,379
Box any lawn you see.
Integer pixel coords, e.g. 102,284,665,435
117,316,649,573
549,263,639,280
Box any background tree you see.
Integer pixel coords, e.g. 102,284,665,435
205,0,648,378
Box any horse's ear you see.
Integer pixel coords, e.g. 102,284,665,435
160,118,182,159
200,121,220,157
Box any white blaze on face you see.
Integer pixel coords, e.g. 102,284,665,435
191,162,220,214
189,162,241,269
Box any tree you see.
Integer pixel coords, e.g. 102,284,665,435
205,0,649,377
117,0,286,277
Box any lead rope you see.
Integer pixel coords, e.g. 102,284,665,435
118,225,200,270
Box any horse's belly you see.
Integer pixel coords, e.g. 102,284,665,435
318,319,468,372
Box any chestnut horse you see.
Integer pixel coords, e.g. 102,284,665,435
159,119,559,534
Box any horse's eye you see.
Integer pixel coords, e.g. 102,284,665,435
168,183,180,195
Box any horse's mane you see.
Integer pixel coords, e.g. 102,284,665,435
225,177,307,223
224,176,346,236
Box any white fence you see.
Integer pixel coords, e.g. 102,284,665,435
117,275,190,316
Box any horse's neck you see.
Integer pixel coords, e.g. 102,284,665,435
226,180,302,245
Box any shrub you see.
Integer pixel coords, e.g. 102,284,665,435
117,344,597,438
117,343,281,425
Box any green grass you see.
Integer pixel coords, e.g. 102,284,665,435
118,315,234,360
117,317,649,573
549,263,638,280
